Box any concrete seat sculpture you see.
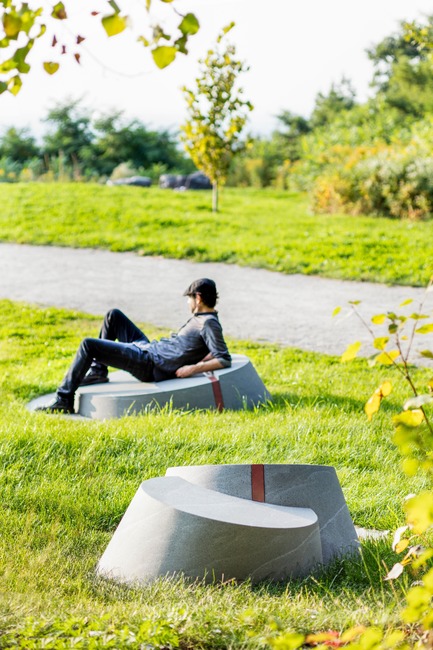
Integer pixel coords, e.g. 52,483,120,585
97,464,359,585
28,354,270,420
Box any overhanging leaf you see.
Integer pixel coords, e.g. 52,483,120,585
179,13,199,36
152,45,176,68
341,341,361,363
102,14,127,37
43,61,59,74
7,74,22,94
3,13,22,38
371,314,386,324
51,2,67,20
420,350,433,359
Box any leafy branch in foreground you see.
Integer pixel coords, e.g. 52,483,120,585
0,0,200,96
335,281,433,643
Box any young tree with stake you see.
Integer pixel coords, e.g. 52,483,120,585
180,24,253,212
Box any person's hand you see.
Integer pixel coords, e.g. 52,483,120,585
175,365,197,378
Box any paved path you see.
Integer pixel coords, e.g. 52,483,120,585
1,242,433,359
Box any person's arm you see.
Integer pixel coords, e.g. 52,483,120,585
175,356,224,378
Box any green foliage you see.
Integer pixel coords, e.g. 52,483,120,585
310,119,433,220
0,0,200,94
368,15,433,116
310,77,357,129
0,126,40,161
0,99,192,181
339,284,433,644
2,183,433,286
0,299,430,646
180,24,253,211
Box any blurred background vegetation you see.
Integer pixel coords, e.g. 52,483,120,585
3,15,433,221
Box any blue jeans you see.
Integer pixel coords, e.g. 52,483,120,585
57,309,154,401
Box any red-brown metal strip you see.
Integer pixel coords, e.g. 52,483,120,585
251,464,265,502
207,374,224,412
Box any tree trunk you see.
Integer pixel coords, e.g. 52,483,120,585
212,180,219,212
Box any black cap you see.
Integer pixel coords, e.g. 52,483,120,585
183,278,218,306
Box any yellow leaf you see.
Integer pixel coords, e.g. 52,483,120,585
375,350,400,365
402,457,419,477
101,13,127,37
332,306,341,317
341,341,361,363
417,323,433,334
395,539,410,553
340,626,366,643
43,61,59,74
373,336,389,350
3,13,22,38
7,74,22,95
372,314,386,324
404,492,433,534
365,392,381,421
393,410,424,427
400,299,413,307
380,381,392,397
151,45,176,68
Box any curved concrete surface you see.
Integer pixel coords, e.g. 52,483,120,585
27,354,271,419
97,474,323,584
166,464,359,563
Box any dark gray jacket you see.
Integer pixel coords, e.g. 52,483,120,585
134,312,231,380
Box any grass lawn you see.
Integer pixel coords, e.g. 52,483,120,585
1,299,431,647
0,183,432,286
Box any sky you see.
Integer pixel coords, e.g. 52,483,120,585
1,0,433,139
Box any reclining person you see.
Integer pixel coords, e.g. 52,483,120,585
38,278,231,414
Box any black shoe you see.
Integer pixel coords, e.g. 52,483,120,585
80,372,109,386
35,397,75,414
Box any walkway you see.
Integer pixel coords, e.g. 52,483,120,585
1,242,432,358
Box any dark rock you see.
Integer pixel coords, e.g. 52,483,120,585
108,176,152,187
185,172,212,190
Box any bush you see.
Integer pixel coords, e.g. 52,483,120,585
311,143,433,220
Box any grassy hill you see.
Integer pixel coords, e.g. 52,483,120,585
0,299,428,647
1,183,432,286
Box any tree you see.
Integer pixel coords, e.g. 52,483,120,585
0,126,40,160
180,24,253,212
92,112,187,175
276,110,311,162
367,16,433,116
309,77,356,128
42,98,94,175
0,0,200,96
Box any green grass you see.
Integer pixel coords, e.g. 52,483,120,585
1,183,433,286
1,299,431,647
